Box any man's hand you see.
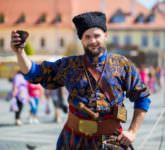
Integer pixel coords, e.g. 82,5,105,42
11,30,28,53
10,30,32,74
117,109,146,147
117,130,136,146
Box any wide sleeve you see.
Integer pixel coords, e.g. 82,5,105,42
24,58,68,89
134,97,151,112
123,59,150,102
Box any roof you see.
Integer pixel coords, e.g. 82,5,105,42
0,0,164,30
152,1,165,17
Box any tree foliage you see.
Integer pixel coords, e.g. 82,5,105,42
24,42,35,55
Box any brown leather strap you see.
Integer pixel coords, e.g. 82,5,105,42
66,112,121,136
83,56,115,102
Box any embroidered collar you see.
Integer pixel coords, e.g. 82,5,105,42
85,50,108,65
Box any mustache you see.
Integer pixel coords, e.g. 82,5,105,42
87,43,99,47
84,47,104,57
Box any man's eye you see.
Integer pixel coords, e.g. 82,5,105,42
95,35,100,38
85,36,90,40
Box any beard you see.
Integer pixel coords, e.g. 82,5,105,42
84,45,105,57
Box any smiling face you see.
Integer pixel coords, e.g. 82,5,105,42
81,28,108,57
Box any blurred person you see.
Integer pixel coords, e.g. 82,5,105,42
139,64,148,84
160,66,165,88
148,66,158,93
11,12,151,149
45,88,68,123
11,70,29,126
155,66,161,88
27,82,43,124
5,77,13,101
147,72,156,93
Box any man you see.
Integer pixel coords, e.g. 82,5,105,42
11,11,151,149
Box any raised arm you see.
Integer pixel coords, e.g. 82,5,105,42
11,30,32,74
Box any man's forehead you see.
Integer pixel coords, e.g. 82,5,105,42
83,28,105,35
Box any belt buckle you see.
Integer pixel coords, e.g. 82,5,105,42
79,119,98,135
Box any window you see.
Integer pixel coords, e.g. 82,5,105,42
36,13,46,24
109,10,125,23
40,38,46,48
59,37,65,48
55,14,62,23
112,35,119,46
51,13,62,24
124,35,132,45
134,13,145,23
145,13,155,23
0,38,4,49
15,13,26,24
141,34,148,47
0,14,5,23
153,33,160,48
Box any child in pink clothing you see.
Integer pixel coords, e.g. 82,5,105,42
139,64,148,84
28,82,42,124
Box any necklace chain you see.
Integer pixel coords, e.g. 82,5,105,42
83,56,107,96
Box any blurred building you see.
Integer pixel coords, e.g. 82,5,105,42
0,0,75,55
0,0,165,65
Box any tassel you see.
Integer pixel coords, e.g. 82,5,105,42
93,138,97,150
76,137,83,150
63,130,69,150
61,146,65,150
81,137,85,150
84,137,88,149
69,129,75,150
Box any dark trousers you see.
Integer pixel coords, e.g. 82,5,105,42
15,99,23,119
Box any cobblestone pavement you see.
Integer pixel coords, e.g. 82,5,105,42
0,99,67,150
124,89,165,150
0,79,165,150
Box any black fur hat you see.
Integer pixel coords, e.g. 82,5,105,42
72,11,107,39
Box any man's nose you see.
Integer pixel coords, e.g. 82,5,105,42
89,38,97,44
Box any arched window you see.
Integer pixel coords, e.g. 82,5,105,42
109,10,125,23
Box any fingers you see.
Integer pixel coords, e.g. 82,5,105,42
11,31,23,51
117,133,133,147
120,136,131,146
11,31,21,43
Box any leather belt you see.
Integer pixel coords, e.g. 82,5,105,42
65,112,121,136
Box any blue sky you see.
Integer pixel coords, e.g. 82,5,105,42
138,0,164,9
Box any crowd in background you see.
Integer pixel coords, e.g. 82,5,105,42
139,64,165,94
7,71,68,126
6,63,165,126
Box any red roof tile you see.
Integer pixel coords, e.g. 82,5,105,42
0,0,164,29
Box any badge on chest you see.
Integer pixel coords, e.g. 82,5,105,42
88,93,110,112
